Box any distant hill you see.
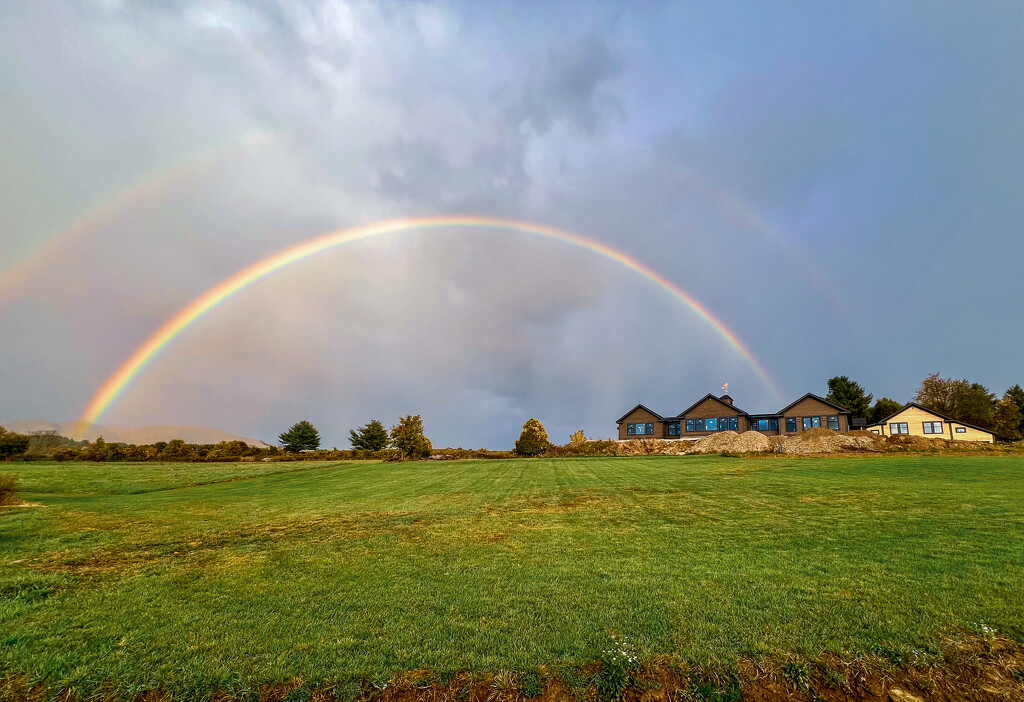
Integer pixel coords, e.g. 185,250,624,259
1,419,272,448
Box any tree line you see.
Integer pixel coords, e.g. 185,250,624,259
278,415,433,459
826,373,1024,440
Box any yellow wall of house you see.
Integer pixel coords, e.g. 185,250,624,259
875,406,993,443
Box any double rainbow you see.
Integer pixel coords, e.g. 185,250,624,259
79,216,781,426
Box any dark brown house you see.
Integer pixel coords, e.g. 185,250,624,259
616,392,851,441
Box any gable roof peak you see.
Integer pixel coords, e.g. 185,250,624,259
615,403,665,424
677,393,748,417
777,392,852,415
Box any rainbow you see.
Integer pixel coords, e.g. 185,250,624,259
79,216,781,426
0,132,273,310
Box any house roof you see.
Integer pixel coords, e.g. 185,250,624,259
676,393,748,418
776,392,852,416
615,403,665,424
867,402,995,435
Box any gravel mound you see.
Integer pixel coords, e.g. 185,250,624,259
613,439,690,456
685,430,772,454
774,427,886,454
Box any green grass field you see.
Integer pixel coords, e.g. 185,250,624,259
1,455,1022,697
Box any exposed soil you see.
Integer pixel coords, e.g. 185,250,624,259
612,429,1023,458
2,636,1022,702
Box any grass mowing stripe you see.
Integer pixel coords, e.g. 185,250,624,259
0,455,1021,696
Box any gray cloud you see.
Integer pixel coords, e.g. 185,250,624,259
2,1,1022,447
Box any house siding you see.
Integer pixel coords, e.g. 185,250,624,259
679,397,749,437
872,406,993,443
617,407,667,440
780,398,850,435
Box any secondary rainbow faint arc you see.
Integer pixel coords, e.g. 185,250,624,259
0,132,274,309
79,216,782,426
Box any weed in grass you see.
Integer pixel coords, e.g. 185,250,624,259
595,635,639,701
782,661,809,691
516,669,543,698
870,643,905,666
488,671,517,701
972,621,998,640
821,669,847,690
685,678,741,702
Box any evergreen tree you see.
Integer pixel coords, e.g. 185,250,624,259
992,394,1023,441
515,418,552,456
349,420,389,451
390,415,432,459
278,420,321,452
825,376,872,418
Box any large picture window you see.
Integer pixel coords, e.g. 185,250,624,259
922,421,943,434
802,416,822,430
756,418,779,431
890,422,909,435
706,418,718,431
785,417,797,432
827,415,839,430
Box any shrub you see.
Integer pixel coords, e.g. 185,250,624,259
515,419,552,456
0,474,22,506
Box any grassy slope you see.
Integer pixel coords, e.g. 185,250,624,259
0,456,1022,695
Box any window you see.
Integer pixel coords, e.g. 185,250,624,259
685,419,694,432
890,422,909,435
922,421,943,434
870,429,880,435
729,416,738,431
827,415,839,430
802,416,821,430
627,422,655,436
667,422,680,437
785,417,797,432
706,418,718,431
694,418,705,431
955,426,967,433
755,418,779,431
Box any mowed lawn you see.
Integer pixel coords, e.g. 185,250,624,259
1,456,1022,695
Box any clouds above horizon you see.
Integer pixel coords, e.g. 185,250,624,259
1,1,1022,447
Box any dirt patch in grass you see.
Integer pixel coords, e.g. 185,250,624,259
3,635,1020,702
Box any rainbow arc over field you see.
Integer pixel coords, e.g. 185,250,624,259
79,216,782,426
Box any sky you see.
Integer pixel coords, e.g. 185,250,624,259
1,1,1022,449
